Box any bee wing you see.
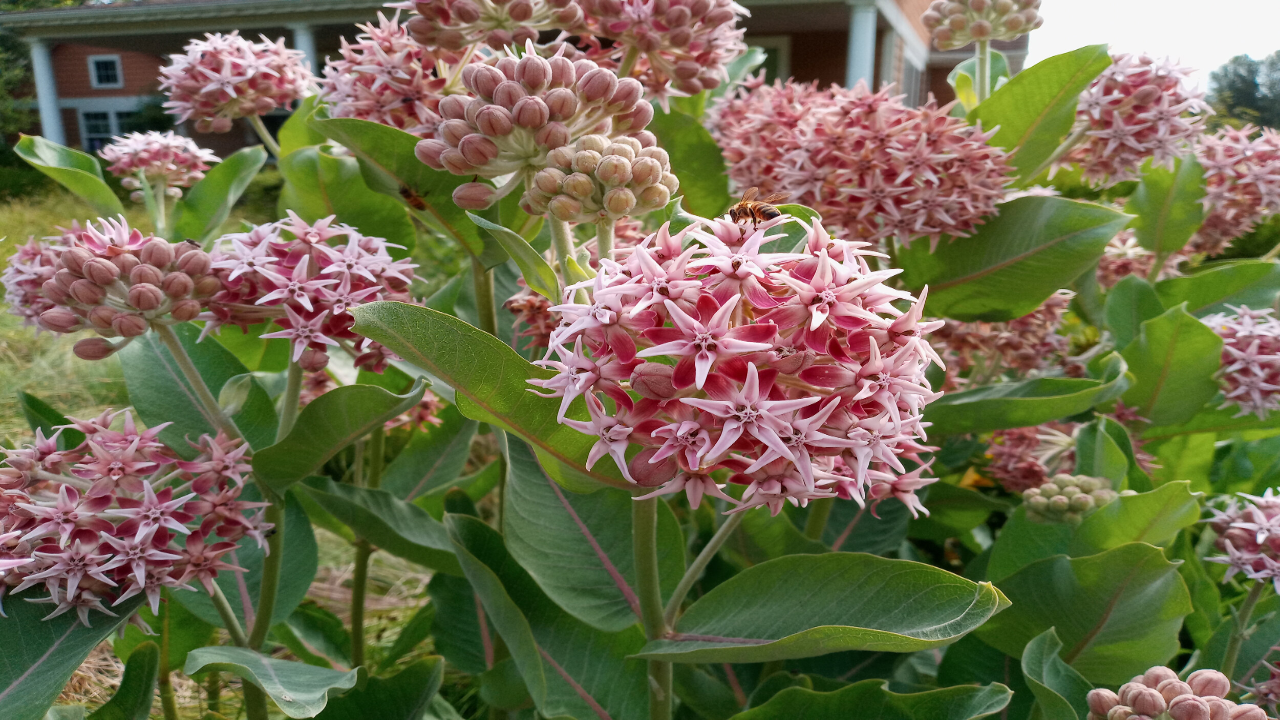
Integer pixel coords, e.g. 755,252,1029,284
760,192,790,204
740,187,759,202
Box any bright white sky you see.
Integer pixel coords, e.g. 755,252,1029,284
1024,0,1280,91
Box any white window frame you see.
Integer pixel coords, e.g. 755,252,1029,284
746,35,792,81
87,54,124,90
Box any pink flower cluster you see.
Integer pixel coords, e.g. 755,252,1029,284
208,213,418,372
529,213,943,516
0,410,268,626
1063,53,1208,186
921,0,1043,51
5,217,220,362
320,12,475,138
985,422,1076,493
1088,666,1264,720
930,290,1074,386
397,0,585,52
709,78,1013,249
1202,306,1280,420
1208,489,1280,596
415,50,656,209
160,31,312,133
98,131,220,200
1096,229,1185,288
1190,126,1280,257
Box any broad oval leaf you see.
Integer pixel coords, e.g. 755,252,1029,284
184,647,363,719
87,642,158,720
1129,155,1205,256
426,573,492,674
923,352,1130,436
14,134,123,217
970,45,1111,183
0,594,142,720
314,657,443,720
634,553,1009,663
976,542,1193,684
446,514,649,720
378,603,436,672
252,380,426,495
1141,405,1280,442
350,301,630,489
170,146,268,244
467,211,560,301
1120,304,1223,427
279,95,327,157
300,477,462,575
382,404,478,501
1155,260,1280,317
504,439,685,632
898,197,1131,321
278,146,417,254
16,392,84,450
1104,275,1165,350
732,678,1011,720
1073,418,1130,487
648,106,731,218
1020,629,1093,720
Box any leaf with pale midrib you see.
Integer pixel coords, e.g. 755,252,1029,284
730,678,1011,720
184,647,363,719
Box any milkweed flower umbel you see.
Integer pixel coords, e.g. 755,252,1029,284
1190,126,1280,257
98,132,220,200
529,211,943,516
1202,306,1280,420
396,0,585,52
160,31,312,133
920,0,1042,51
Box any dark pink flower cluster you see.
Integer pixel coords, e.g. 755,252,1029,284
1207,489,1280,595
208,213,418,372
929,290,1074,386
985,422,1076,493
921,0,1043,51
4,217,219,362
1087,667,1261,720
415,51,656,209
160,31,312,133
709,78,1012,249
2,234,69,327
529,212,943,516
396,0,585,51
1202,306,1280,420
320,12,477,138
1095,229,1185,288
0,410,268,626
98,131,220,201
1190,126,1280,256
1062,53,1208,186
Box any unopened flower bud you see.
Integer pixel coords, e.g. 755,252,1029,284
579,135,609,153
968,19,992,38
416,139,449,169
476,105,515,137
609,78,644,111
637,183,671,209
596,155,633,186
562,172,596,200
139,238,175,267
549,56,576,87
61,247,94,276
579,68,619,103
492,81,528,110
639,146,670,166
74,337,119,361
128,283,165,311
439,95,469,120
193,275,222,296
453,182,497,210
545,87,579,121
1168,695,1211,720
112,253,140,276
512,96,550,129
459,134,500,166
616,102,654,132
1088,689,1121,716
549,195,582,221
604,143,636,162
603,187,636,216
1143,666,1179,689
660,172,679,192
1069,494,1095,512
161,272,194,298
129,263,165,286
1204,698,1233,720
441,148,475,174
631,362,676,399
507,0,534,21
534,168,566,194
548,146,575,169
112,313,149,337
39,308,82,333
82,257,120,286
176,250,212,276
69,279,106,306
130,190,146,204
170,299,202,321
1107,707,1135,720
87,305,118,329
1187,670,1230,698
631,157,663,186
1158,679,1194,702
516,54,551,91
1230,706,1268,720
572,150,602,175
467,65,504,99
1129,688,1166,717
967,0,989,10
630,447,678,487
535,122,570,149
299,347,330,372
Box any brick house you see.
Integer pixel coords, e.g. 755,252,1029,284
0,0,1027,152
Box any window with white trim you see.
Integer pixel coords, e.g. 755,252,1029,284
746,35,792,83
82,111,113,151
87,55,123,89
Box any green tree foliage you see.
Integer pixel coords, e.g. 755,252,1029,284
1208,52,1280,129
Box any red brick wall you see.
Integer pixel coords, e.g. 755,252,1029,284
790,31,847,87
60,109,80,148
895,0,934,46
52,43,163,98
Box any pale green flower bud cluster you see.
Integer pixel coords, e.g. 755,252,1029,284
1022,474,1125,525
1087,666,1266,720
921,0,1042,51
521,134,678,222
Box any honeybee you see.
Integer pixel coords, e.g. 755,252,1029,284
728,187,789,225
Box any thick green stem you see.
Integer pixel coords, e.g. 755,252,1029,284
549,217,588,287
208,584,249,647
803,498,835,541
1223,581,1266,681
245,685,270,720
471,255,499,337
153,323,242,441
277,361,304,442
1147,252,1168,283
350,540,374,669
663,511,744,628
617,46,642,79
247,114,281,157
248,503,285,649
634,497,672,720
1262,241,1280,263
367,427,385,490
1023,125,1088,186
975,40,992,104
159,599,179,720
596,218,615,263
205,672,221,716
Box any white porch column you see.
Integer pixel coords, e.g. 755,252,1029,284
26,38,64,146
845,0,878,89
287,23,318,73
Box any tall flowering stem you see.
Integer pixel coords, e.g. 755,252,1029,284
662,510,744,628
975,40,992,103
154,324,243,442
633,495,672,720
350,427,385,669
1224,581,1268,682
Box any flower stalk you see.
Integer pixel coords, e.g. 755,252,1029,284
1222,581,1267,682
153,323,243,441
247,114,282,157
663,510,744,628
803,498,835,541
975,40,992,104
159,599,180,720
351,427,385,668
471,256,499,337
634,496,672,720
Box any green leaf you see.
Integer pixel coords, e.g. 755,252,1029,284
970,45,1112,183
0,595,142,720
278,146,417,253
1104,275,1165,349
976,543,1193,684
16,392,83,449
300,477,462,575
415,460,503,520
184,647,363,719
1120,304,1223,426
986,507,1076,584
1129,156,1205,256
673,665,740,720
897,197,1131,321
1155,260,1280,316
14,134,123,217
825,496,913,555
730,679,1011,720
120,324,278,454
937,635,1034,720
382,405,478,501
479,657,532,710
446,514,649,720
284,602,352,669
86,642,158,720
648,107,731,218
378,602,436,672
466,212,560,300
279,95,327,157
252,380,426,495
503,439,684,632
314,658,443,720
634,553,1008,663
726,508,828,566
210,321,290,373
1199,594,1280,685
426,573,492,674
424,695,466,720
1020,629,1092,720
909,483,1009,542
308,113,485,256
173,489,317,630
170,146,268,244
1141,407,1280,442
923,352,1130,436
350,302,631,490
949,50,1011,112
1074,419,1130,486
756,204,824,254
112,591,214,671
1170,531,1223,649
